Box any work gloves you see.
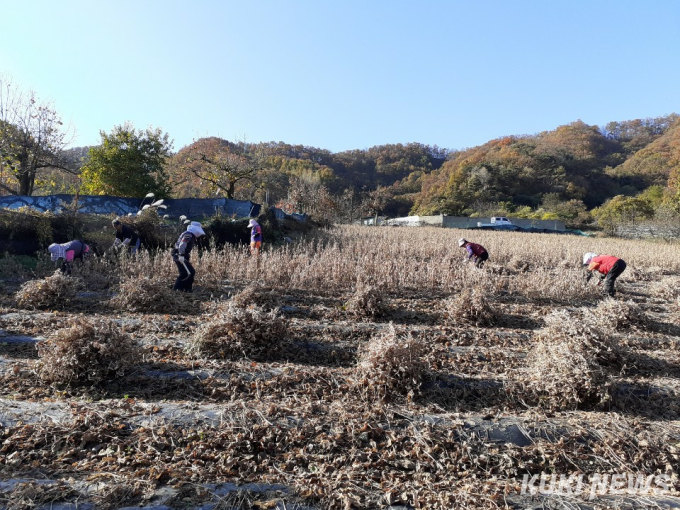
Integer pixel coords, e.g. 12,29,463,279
177,255,185,263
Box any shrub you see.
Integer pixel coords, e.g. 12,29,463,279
190,303,287,359
442,288,498,327
511,309,621,410
354,324,428,401
345,284,387,319
37,318,141,386
15,273,81,309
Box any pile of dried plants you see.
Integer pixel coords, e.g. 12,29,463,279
37,318,141,386
585,297,650,332
511,309,621,410
190,303,288,359
230,283,279,309
15,272,81,310
442,287,498,326
110,274,187,313
345,283,388,319
354,324,428,401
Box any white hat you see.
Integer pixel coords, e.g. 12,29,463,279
48,243,65,261
458,238,467,247
187,221,205,237
248,219,259,228
583,252,597,265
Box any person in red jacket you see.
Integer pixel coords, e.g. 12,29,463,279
458,238,489,268
583,252,627,297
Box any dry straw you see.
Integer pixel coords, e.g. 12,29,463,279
354,323,428,401
190,302,288,359
15,272,81,309
37,318,141,386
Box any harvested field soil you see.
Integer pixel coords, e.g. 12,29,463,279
0,226,679,509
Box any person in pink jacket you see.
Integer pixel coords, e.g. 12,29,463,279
583,252,627,297
48,240,91,275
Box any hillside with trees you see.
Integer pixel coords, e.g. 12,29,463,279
1,77,678,231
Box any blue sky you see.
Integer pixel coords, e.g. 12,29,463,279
1,1,678,153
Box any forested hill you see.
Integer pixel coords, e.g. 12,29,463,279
412,115,680,216
43,114,680,222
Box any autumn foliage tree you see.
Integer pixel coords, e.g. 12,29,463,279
170,138,265,200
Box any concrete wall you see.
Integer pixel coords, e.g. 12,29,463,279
388,215,565,231
442,216,565,231
0,194,261,219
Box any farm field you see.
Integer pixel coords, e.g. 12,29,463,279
0,225,679,509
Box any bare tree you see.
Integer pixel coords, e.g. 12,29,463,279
0,76,75,195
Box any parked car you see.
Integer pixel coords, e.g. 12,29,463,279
490,216,512,226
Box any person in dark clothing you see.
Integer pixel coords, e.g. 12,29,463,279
172,221,205,292
583,252,627,297
48,240,91,275
112,219,141,254
458,238,489,268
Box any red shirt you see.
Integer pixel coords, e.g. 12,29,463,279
588,255,619,275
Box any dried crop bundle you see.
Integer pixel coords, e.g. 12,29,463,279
512,309,619,410
650,276,680,301
15,272,80,309
230,283,278,309
442,287,497,326
585,298,650,332
345,284,388,319
355,323,428,400
190,303,287,359
37,318,141,386
110,274,186,313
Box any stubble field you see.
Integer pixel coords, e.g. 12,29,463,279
0,225,679,509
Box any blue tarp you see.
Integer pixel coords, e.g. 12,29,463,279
0,194,260,219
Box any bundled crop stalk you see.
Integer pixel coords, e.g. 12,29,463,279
511,309,621,410
110,274,188,314
585,298,650,332
442,287,497,326
355,323,428,401
230,283,278,309
345,283,388,319
190,302,287,359
15,273,81,310
37,318,141,386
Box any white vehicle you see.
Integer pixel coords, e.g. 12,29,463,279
477,216,514,227
490,216,512,226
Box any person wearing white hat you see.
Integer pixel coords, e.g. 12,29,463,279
248,218,263,256
583,252,626,297
48,239,91,275
171,221,205,292
458,238,489,268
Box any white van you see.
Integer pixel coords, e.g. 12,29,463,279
490,217,512,226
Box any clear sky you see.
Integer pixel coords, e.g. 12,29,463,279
1,0,678,153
